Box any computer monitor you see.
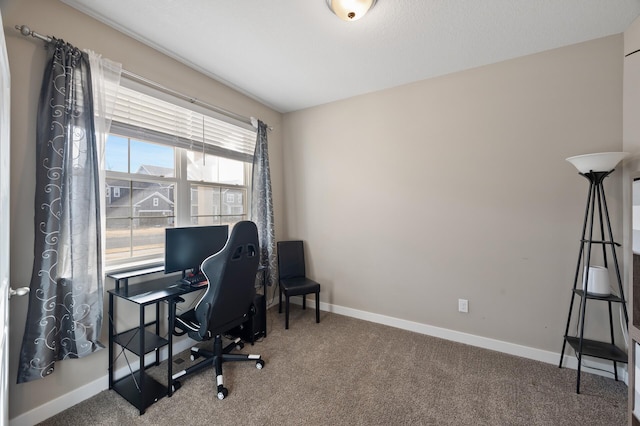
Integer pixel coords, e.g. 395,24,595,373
164,225,229,277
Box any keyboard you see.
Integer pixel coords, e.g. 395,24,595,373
180,273,207,287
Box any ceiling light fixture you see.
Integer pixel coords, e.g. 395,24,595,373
326,0,377,21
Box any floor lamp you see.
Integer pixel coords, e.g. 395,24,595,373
560,151,629,393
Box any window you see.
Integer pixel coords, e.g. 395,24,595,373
104,83,256,267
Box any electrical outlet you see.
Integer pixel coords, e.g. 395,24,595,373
458,299,469,313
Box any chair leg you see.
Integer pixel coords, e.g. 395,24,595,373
285,295,290,329
171,336,263,400
302,295,306,310
278,286,283,313
213,337,227,399
172,349,214,382
315,291,320,323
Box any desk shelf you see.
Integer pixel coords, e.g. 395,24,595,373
112,371,167,413
114,328,168,357
108,265,164,292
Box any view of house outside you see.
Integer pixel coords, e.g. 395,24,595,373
104,134,248,263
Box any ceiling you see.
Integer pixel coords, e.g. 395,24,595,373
61,0,640,113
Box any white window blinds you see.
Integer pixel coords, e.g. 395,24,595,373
109,85,257,163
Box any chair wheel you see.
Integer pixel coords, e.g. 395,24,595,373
217,387,228,400
171,381,181,392
236,342,244,350
256,359,265,369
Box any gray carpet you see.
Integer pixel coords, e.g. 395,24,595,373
39,306,627,425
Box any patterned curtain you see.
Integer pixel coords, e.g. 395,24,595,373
251,120,276,287
18,40,103,383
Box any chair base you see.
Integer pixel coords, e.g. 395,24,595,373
171,335,264,399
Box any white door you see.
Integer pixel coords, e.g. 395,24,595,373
0,9,11,424
0,9,28,425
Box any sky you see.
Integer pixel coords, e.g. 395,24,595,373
105,135,174,173
105,134,245,184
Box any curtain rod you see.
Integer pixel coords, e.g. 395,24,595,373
15,24,272,131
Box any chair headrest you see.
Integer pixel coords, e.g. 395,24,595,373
228,221,259,247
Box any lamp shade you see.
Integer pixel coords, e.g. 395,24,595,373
566,152,628,173
326,0,377,21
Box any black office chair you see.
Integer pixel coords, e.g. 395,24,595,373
277,240,321,329
172,221,264,400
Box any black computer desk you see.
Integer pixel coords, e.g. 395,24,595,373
107,267,268,415
108,275,202,414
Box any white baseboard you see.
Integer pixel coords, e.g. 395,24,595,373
307,298,628,383
9,338,196,426
11,300,628,425
9,374,106,426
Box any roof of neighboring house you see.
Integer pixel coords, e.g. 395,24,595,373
134,190,174,208
106,183,174,210
136,165,174,177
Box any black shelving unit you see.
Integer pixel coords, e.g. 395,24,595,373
559,170,628,393
108,274,202,414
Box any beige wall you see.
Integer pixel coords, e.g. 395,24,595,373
1,0,629,420
282,35,624,353
2,0,284,419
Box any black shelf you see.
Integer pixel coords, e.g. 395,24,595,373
559,170,630,394
112,371,167,413
572,289,625,303
565,336,628,364
113,328,168,357
579,239,621,246
108,275,210,414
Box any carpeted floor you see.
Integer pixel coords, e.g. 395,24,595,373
38,306,627,425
